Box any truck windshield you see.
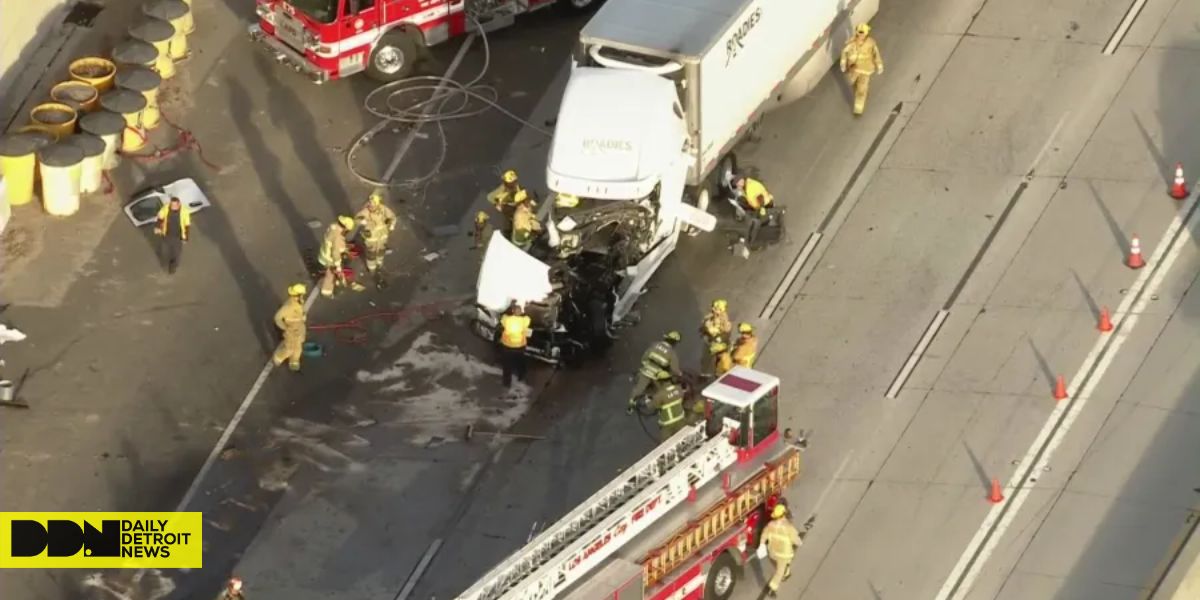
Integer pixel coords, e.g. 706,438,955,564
288,0,338,23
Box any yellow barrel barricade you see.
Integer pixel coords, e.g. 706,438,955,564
69,57,117,93
30,103,78,140
79,110,126,170
112,38,159,71
128,18,177,79
0,134,42,207
51,81,100,114
99,89,149,153
37,142,85,217
17,128,58,189
68,134,106,195
116,66,163,130
144,0,193,40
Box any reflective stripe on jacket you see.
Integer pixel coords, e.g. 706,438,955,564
500,314,531,348
656,385,685,427
762,519,801,560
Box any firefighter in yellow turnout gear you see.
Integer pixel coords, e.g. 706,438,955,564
761,504,804,597
732,322,758,368
319,216,366,297
840,23,884,116
699,299,733,376
272,284,308,372
510,190,542,252
356,190,397,284
487,169,526,235
710,341,734,377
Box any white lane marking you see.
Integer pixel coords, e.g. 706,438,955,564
760,232,822,319
394,538,444,600
1103,0,1150,55
807,451,855,518
886,309,949,399
174,37,478,513
935,191,1200,600
381,34,477,182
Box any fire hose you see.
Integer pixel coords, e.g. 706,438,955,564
306,296,470,345
344,12,553,190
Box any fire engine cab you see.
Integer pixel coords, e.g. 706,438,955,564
249,0,601,83
455,366,805,600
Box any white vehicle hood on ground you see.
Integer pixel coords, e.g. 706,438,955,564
476,232,554,313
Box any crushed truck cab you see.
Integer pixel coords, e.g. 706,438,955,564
455,367,805,600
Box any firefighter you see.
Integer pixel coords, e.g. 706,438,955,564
510,191,542,252
710,341,734,377
650,380,687,442
732,322,758,368
487,169,525,234
472,211,490,249
840,23,884,116
355,189,397,283
699,299,733,376
215,577,245,600
628,331,684,413
154,196,191,275
761,504,803,597
497,301,532,388
272,284,307,373
734,176,775,247
318,216,366,297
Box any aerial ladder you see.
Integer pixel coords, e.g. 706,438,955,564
455,367,804,600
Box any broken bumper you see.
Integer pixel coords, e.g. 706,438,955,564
247,24,328,84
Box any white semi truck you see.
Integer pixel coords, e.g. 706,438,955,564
475,0,879,364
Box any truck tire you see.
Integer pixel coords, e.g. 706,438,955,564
367,30,419,82
704,551,740,600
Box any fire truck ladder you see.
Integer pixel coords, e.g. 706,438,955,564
455,422,714,600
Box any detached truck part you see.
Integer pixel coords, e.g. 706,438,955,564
454,367,804,600
248,0,604,83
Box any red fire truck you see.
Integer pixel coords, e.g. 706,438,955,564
454,366,807,600
248,0,600,83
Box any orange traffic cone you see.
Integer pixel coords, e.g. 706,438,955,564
1171,163,1189,200
989,478,1004,503
1127,236,1145,270
1053,375,1069,400
1098,307,1113,332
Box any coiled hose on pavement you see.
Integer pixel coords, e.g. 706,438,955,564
344,12,554,190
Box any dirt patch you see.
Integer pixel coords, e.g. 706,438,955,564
1,223,37,261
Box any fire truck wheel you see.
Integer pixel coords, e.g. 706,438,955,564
368,31,419,81
561,0,600,11
704,552,740,600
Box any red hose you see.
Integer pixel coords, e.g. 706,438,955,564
119,112,221,171
307,300,465,346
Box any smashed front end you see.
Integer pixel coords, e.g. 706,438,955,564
473,198,660,365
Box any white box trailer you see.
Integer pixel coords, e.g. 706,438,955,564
549,0,880,198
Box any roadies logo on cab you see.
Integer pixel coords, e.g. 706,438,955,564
0,512,202,569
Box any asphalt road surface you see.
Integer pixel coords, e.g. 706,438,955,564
2,0,1199,599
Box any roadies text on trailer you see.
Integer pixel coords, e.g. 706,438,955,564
248,0,604,84
454,367,807,600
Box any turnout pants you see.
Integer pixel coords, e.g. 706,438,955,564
848,72,872,115
273,329,305,371
768,556,793,592
363,236,388,272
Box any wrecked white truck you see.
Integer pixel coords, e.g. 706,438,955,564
473,0,877,364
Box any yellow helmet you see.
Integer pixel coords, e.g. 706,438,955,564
710,341,728,354
856,23,871,35
712,299,728,312
287,283,307,297
475,211,489,224
337,215,355,230
664,330,682,343
502,169,519,184
369,190,384,206
513,189,530,204
772,504,787,519
739,322,754,334
555,193,580,208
